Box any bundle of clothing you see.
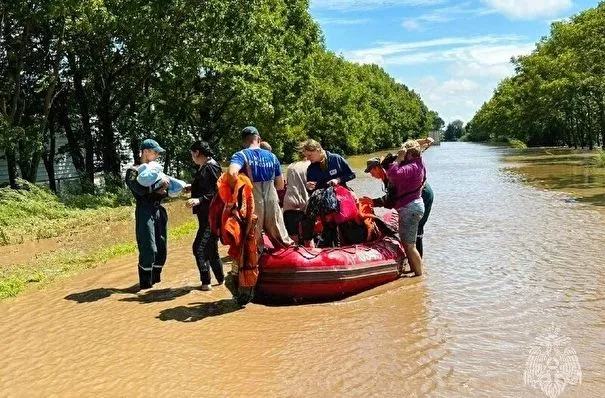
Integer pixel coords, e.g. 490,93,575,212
301,186,396,247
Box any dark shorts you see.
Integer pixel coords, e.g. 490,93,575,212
283,210,305,236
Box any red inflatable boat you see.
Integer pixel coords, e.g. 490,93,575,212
256,236,406,303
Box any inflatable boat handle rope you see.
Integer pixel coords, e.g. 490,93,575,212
269,244,378,261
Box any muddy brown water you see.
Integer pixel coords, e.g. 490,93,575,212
0,142,604,397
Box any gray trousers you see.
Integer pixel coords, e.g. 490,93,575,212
252,181,293,249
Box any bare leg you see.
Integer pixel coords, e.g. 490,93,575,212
403,242,423,276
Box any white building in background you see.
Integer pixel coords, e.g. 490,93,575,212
0,134,79,188
0,134,135,190
429,130,441,145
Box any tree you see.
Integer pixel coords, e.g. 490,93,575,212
467,2,605,148
0,0,438,192
443,120,465,142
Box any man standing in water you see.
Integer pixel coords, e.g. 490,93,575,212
228,126,293,249
125,139,169,289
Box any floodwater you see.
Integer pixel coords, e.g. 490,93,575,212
0,142,604,397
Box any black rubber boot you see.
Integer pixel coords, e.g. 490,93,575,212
152,268,162,284
139,267,153,289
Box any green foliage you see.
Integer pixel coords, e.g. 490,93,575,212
508,139,528,149
0,180,70,228
467,3,605,148
443,120,466,142
0,218,198,299
0,0,436,188
0,179,132,244
594,149,605,167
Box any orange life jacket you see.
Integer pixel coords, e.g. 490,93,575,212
356,197,383,242
209,173,259,288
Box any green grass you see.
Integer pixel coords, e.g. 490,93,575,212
0,219,198,299
507,138,528,149
0,179,133,245
594,149,605,168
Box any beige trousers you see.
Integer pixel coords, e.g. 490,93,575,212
252,181,294,249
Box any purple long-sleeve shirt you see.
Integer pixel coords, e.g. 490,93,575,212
386,157,426,209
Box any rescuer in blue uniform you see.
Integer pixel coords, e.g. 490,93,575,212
125,139,169,289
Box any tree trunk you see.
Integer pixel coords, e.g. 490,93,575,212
4,20,30,188
598,93,605,148
43,114,57,192
68,53,95,189
98,89,120,176
5,146,18,188
57,94,85,173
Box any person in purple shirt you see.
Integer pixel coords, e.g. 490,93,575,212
228,126,293,249
386,139,426,276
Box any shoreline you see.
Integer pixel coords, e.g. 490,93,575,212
0,200,202,299
500,146,605,209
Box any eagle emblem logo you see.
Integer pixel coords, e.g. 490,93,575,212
524,323,582,398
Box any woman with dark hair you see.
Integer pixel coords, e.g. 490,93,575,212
186,141,224,290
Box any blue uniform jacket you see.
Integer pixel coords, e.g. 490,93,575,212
306,151,356,190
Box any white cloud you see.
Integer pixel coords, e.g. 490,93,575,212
343,36,536,123
318,17,371,25
451,61,514,79
402,19,422,31
349,35,522,58
402,3,496,31
413,76,491,123
342,35,537,122
482,0,572,20
344,35,531,66
441,78,480,92
311,0,445,11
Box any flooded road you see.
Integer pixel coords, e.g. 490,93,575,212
0,142,603,397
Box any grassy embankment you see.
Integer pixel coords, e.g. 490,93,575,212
503,147,605,209
0,181,197,299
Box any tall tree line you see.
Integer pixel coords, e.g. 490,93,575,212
466,1,605,148
0,0,439,191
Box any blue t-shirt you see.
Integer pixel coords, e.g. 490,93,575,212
306,151,356,190
230,148,282,182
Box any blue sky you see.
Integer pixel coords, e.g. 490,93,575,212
309,0,600,124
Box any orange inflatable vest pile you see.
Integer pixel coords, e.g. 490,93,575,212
209,174,259,288
356,197,385,242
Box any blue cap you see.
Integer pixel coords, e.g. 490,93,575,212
241,126,259,140
140,138,165,153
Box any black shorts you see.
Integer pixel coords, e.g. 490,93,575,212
283,210,305,236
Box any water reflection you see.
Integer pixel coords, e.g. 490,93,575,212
0,142,603,396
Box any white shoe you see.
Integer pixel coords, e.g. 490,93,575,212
200,284,212,291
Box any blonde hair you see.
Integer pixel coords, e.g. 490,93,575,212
298,139,322,153
403,139,422,158
260,141,272,152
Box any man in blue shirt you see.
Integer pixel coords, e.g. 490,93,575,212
228,126,293,249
